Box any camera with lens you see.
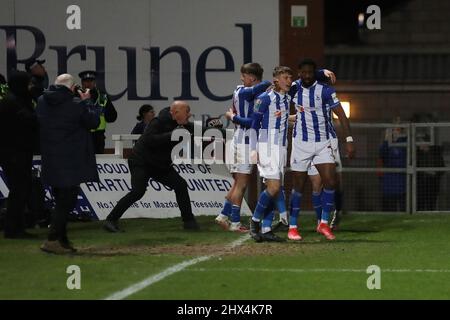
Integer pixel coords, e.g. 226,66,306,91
74,84,86,93
73,84,86,97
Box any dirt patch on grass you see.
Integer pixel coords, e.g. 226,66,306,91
79,239,330,257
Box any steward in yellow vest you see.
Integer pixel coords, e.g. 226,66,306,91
78,70,117,154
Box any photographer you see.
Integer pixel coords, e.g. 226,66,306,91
36,74,101,254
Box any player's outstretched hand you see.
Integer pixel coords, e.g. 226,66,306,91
324,69,336,84
225,107,235,120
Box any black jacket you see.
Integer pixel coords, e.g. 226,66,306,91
36,85,101,187
0,71,37,158
132,107,222,170
131,107,178,170
132,107,181,170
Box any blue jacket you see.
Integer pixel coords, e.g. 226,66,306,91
36,85,101,187
379,137,407,195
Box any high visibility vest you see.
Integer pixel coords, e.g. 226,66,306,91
91,88,108,132
0,84,8,100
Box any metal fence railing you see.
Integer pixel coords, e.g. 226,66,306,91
111,123,450,214
330,123,449,213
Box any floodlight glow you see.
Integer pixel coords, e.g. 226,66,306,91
333,101,351,119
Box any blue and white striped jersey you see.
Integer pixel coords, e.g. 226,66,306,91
231,80,271,129
290,80,340,142
231,80,271,144
251,90,290,147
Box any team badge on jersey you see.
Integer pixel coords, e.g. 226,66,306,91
297,105,305,113
254,99,262,112
331,92,339,104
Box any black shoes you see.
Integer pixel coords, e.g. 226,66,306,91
40,240,76,254
260,231,286,242
272,220,289,232
103,220,123,233
60,240,77,253
249,218,285,242
183,219,200,231
249,218,262,242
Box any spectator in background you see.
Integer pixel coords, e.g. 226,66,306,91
79,70,117,154
37,74,100,254
25,59,49,103
411,112,445,211
416,133,445,211
24,60,50,226
131,104,155,134
378,120,407,211
0,73,8,100
0,71,38,238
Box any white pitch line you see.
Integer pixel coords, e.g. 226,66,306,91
104,234,250,300
186,267,450,273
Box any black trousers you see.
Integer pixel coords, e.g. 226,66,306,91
0,153,32,237
91,130,106,154
107,159,194,222
417,174,440,211
48,186,79,242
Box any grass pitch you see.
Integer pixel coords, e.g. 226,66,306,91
1,213,449,299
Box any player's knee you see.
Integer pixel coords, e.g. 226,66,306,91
292,180,305,193
236,182,248,193
323,178,337,190
311,181,322,193
266,185,280,197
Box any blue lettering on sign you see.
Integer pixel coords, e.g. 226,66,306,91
0,23,252,102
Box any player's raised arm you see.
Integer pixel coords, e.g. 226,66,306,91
332,105,355,159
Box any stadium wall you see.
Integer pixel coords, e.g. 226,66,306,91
0,0,279,148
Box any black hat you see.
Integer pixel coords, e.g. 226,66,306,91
78,70,97,81
25,59,46,72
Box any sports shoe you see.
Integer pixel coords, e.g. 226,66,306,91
40,240,74,254
317,222,336,240
249,218,262,242
60,240,77,253
183,219,200,231
249,218,260,235
287,228,302,241
272,220,289,232
229,222,249,233
103,220,123,233
215,214,230,231
330,210,341,231
260,231,286,242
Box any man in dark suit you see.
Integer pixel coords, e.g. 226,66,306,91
36,73,101,254
104,100,200,232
